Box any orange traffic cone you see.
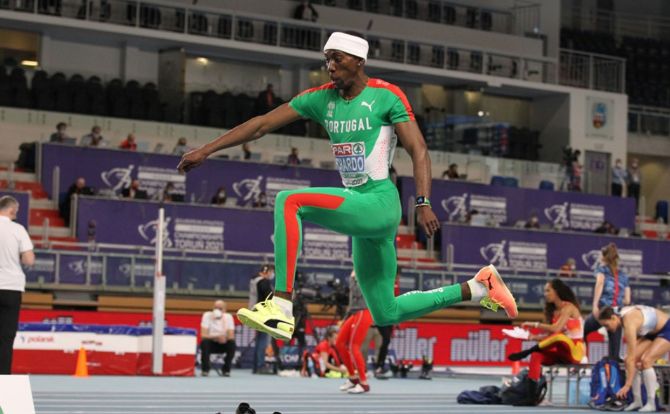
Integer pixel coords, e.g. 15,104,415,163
511,360,521,375
73,346,89,377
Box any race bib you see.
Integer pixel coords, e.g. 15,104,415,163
332,142,368,187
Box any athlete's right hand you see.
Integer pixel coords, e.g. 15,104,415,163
417,206,440,238
177,147,209,173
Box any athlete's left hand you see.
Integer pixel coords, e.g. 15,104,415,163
177,147,209,173
417,206,440,238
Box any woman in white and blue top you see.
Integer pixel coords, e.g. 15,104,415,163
599,305,670,412
583,243,631,360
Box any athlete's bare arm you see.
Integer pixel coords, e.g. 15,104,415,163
178,103,301,172
395,120,440,237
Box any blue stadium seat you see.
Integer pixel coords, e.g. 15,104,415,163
539,180,555,191
490,175,505,186
503,177,518,188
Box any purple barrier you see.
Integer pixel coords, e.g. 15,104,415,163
440,223,669,278
0,190,30,228
401,177,636,232
41,144,342,206
75,197,350,259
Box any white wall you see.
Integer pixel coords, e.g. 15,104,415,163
184,58,288,97
40,34,123,81
568,89,628,165
39,33,159,84
627,133,670,158
630,153,670,218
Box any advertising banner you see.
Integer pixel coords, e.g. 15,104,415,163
41,144,341,206
13,323,196,376
400,177,635,231
75,197,350,257
17,310,612,368
441,224,668,306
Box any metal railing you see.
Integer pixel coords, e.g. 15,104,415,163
26,242,667,309
300,0,541,37
629,105,670,137
561,5,670,42
559,49,626,93
0,0,557,86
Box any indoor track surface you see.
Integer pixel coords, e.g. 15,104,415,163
31,371,584,414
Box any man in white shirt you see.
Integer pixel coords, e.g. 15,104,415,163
200,299,236,377
0,196,35,374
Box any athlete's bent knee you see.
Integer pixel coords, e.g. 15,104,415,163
640,354,656,370
370,311,399,327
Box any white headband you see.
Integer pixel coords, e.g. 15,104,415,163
323,32,369,61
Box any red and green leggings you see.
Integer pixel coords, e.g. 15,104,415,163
273,179,463,326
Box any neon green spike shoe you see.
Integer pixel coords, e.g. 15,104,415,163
237,300,295,341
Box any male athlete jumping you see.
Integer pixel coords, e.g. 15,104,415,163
178,32,518,341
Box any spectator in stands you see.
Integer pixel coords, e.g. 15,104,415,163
161,182,178,202
594,220,617,235
256,84,278,115
465,209,480,225
80,126,104,147
293,1,318,22
627,158,641,211
249,265,275,374
60,177,94,225
119,133,137,151
611,158,627,197
49,122,72,143
569,150,582,192
242,143,252,160
442,163,459,180
211,187,227,205
558,258,576,278
200,300,236,377
287,147,301,165
301,327,347,378
253,192,268,208
172,137,190,156
0,196,35,375
583,243,631,360
121,179,148,200
524,212,540,229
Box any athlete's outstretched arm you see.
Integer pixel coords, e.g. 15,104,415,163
177,103,302,172
395,121,440,237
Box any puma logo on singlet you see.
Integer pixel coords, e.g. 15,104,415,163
484,274,493,290
361,100,375,112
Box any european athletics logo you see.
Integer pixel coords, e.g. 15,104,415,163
232,175,263,206
441,193,468,222
544,202,570,228
479,240,508,268
100,164,134,192
138,217,173,248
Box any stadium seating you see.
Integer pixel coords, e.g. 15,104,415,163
561,29,670,108
539,180,555,191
